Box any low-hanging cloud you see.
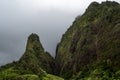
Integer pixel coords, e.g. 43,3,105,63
0,0,120,66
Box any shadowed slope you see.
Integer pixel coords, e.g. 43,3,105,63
55,1,120,79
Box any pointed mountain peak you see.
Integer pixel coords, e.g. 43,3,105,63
28,33,40,43
26,33,44,51
19,33,54,74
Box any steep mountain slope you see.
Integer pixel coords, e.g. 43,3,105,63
55,1,120,79
18,33,54,74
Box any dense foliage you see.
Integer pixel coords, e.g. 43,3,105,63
0,33,63,80
55,1,120,79
0,1,120,80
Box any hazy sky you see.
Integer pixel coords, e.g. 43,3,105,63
0,0,120,66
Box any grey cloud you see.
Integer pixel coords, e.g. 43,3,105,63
0,1,77,66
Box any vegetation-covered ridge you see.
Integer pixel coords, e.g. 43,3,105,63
0,1,120,80
0,33,62,80
55,1,120,79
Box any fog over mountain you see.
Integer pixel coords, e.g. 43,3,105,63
0,0,120,66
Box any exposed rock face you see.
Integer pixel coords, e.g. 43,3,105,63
55,1,120,79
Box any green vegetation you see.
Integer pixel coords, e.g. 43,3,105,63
0,67,64,80
55,1,120,79
0,33,63,80
0,1,120,80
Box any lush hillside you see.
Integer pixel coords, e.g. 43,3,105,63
18,33,54,74
0,67,64,80
0,33,63,80
55,1,120,79
0,1,120,80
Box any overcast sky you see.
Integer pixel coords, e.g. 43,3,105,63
0,0,120,66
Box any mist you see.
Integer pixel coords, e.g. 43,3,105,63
0,0,120,66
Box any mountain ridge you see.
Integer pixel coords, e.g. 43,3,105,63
0,1,120,80
55,1,120,79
